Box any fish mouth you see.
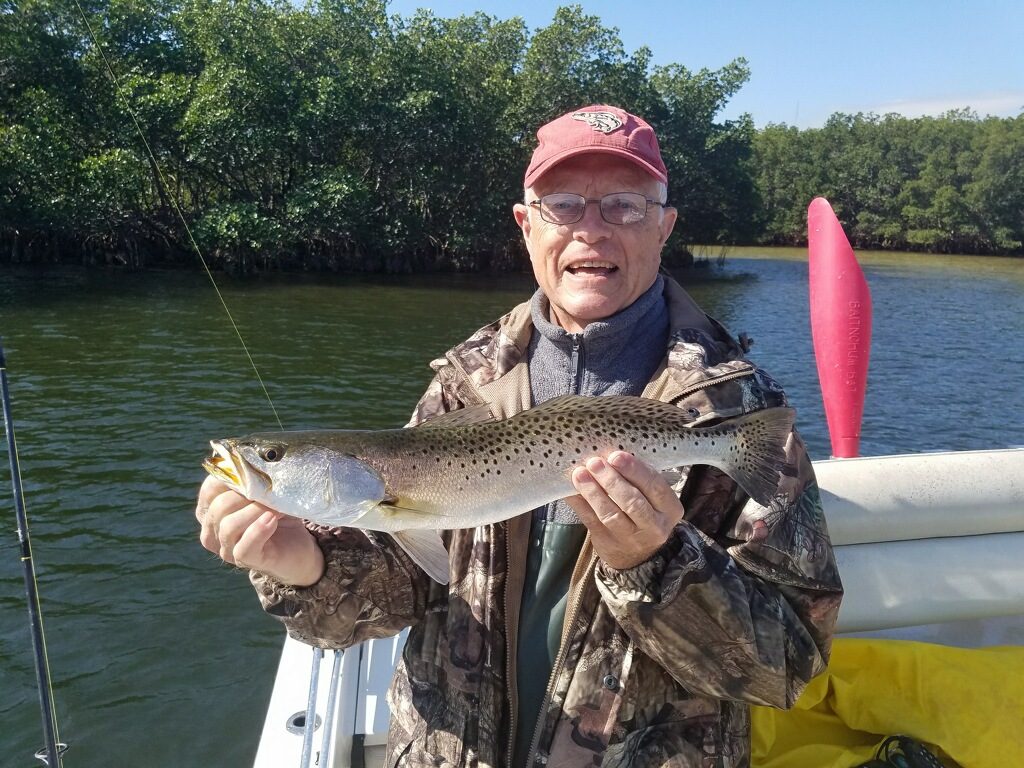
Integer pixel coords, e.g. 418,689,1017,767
203,441,244,488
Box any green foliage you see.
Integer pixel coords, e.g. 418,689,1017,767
2,0,1020,269
1,0,764,269
652,59,758,245
752,110,1024,254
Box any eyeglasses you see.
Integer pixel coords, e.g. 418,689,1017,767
528,192,666,226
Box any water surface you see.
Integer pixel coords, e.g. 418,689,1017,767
0,252,1021,766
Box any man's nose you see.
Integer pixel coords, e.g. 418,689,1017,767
572,200,612,242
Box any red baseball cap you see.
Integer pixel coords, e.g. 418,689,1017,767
524,105,668,187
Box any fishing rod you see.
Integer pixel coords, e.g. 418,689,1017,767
1,339,68,767
70,7,366,766
71,6,351,768
71,0,284,432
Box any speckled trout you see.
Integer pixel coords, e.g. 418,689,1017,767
204,395,795,584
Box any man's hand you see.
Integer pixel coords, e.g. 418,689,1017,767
566,451,684,570
196,475,325,587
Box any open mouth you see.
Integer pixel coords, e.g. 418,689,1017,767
567,261,618,277
203,441,241,486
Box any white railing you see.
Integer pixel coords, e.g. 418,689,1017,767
255,448,1024,768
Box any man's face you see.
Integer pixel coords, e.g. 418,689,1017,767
513,155,677,333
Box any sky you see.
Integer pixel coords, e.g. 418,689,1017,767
384,0,1024,128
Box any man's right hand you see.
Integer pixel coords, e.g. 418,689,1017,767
196,475,326,587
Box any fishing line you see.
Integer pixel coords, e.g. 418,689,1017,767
71,0,284,431
1,341,67,767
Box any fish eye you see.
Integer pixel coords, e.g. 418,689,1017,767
260,446,285,462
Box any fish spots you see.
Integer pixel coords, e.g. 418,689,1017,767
399,396,766,503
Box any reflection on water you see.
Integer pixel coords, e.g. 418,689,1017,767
0,250,1021,766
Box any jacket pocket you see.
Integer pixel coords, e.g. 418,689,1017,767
388,710,469,768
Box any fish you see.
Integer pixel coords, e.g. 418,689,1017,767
203,395,796,584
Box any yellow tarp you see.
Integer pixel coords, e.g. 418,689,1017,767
751,638,1024,768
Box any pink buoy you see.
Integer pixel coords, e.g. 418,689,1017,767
807,197,872,458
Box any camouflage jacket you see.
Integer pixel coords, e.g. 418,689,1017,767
251,277,843,768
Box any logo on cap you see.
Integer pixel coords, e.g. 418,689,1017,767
571,111,623,134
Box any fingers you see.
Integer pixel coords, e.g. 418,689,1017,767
231,511,281,569
193,478,323,585
572,452,680,532
197,481,272,562
605,452,684,530
564,491,634,547
571,461,642,533
196,474,229,523
565,492,627,559
569,452,685,570
215,504,278,565
199,488,248,549
564,492,601,529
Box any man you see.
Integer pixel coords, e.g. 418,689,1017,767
197,105,842,768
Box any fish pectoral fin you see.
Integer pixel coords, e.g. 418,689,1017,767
392,529,450,585
415,404,495,429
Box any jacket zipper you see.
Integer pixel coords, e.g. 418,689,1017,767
666,367,756,406
523,552,597,767
514,366,757,766
510,333,586,767
503,354,753,766
505,530,518,768
570,334,585,393
522,335,590,767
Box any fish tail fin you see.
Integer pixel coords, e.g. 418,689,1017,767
392,529,450,585
718,407,796,506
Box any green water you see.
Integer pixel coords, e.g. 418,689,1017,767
0,253,1021,766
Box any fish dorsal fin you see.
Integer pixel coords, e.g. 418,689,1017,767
416,404,496,429
391,529,450,584
527,394,585,413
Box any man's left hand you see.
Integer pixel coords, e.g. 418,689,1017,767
566,451,684,570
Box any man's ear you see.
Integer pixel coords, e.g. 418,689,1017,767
659,206,678,246
513,203,531,237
